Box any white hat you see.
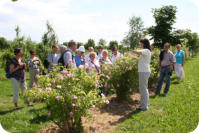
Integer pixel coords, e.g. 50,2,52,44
77,46,85,52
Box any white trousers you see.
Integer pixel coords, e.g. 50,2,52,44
139,72,150,110
175,64,185,79
11,78,27,103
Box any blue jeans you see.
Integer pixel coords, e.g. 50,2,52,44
156,67,171,94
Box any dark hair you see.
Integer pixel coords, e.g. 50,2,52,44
14,48,22,55
164,42,170,48
68,40,77,48
52,44,58,49
30,50,36,55
112,46,118,51
98,45,104,49
140,38,151,51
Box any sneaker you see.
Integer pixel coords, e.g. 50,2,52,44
14,107,20,110
27,104,34,107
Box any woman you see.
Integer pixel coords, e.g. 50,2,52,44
87,52,101,73
99,50,112,66
110,46,122,63
174,44,185,83
75,46,85,68
10,48,32,109
27,50,41,88
133,38,151,111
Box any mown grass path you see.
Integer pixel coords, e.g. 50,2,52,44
112,55,199,133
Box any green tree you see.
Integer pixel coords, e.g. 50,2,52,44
85,39,95,50
109,40,118,50
0,37,10,50
42,21,58,47
147,5,177,48
98,38,106,46
122,16,144,49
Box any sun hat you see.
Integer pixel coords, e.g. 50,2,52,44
77,46,85,52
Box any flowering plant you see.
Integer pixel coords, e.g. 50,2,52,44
24,67,107,133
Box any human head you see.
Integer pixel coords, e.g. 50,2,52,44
60,45,67,54
112,46,118,56
164,42,170,52
68,40,77,51
98,45,104,53
140,38,151,51
88,47,94,53
52,44,59,54
30,50,36,58
77,46,85,56
176,44,182,51
102,49,108,59
89,52,96,61
14,48,23,57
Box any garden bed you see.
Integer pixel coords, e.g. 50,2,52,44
38,93,148,133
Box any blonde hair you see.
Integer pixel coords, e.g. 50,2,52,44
89,52,96,58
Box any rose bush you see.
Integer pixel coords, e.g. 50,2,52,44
101,52,139,101
24,67,108,133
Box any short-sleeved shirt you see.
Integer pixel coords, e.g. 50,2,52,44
75,55,85,67
48,52,59,70
175,50,184,64
10,58,26,83
138,49,151,72
161,50,176,67
110,53,122,63
63,48,76,68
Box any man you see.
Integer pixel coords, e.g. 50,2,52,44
155,42,176,96
85,46,94,62
58,40,77,68
47,45,59,71
75,46,85,68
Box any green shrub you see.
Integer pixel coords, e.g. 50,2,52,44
24,67,107,133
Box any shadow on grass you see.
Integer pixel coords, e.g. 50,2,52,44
0,107,24,115
29,107,50,124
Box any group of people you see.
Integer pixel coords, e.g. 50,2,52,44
9,39,185,111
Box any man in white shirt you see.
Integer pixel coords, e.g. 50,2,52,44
48,45,59,71
110,46,122,63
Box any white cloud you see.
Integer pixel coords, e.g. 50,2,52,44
0,0,128,44
190,0,199,10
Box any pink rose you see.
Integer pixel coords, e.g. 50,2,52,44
59,75,64,80
73,96,78,100
92,105,96,109
72,103,76,107
51,79,55,84
48,112,51,117
38,88,42,93
129,88,132,92
117,84,120,87
93,114,97,119
67,73,72,78
57,85,61,89
70,112,73,117
46,87,52,92
94,84,98,88
106,75,110,80
86,109,90,114
104,82,107,88
62,70,68,74
56,96,60,101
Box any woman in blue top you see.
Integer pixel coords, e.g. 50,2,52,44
75,46,85,68
174,44,185,83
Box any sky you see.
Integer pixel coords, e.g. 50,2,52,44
0,0,199,44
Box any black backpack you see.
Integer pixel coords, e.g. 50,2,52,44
5,59,12,79
43,59,49,69
58,50,74,68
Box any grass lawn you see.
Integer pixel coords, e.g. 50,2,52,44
112,55,199,133
0,72,50,133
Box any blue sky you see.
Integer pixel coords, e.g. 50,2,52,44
0,0,199,44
